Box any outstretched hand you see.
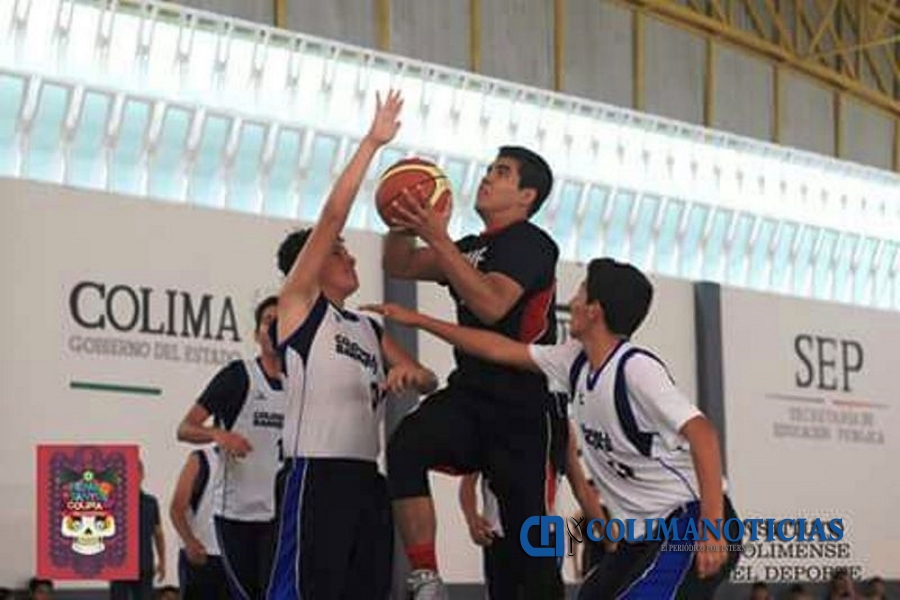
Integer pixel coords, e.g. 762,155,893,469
366,90,404,146
360,303,423,328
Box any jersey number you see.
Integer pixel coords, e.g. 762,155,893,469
608,459,636,480
370,382,386,411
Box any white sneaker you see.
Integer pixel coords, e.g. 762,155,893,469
407,569,448,600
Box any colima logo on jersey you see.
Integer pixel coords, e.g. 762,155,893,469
68,281,241,342
521,516,845,557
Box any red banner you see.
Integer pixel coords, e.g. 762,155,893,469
36,445,140,581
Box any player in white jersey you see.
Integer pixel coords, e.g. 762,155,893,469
170,446,228,599
365,257,742,599
177,296,286,599
266,90,438,600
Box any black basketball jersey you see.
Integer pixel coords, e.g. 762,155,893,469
446,220,559,400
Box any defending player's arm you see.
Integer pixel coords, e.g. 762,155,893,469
379,331,438,395
176,361,252,457
625,356,727,578
680,415,726,576
564,421,604,524
278,91,403,342
169,453,207,566
363,303,538,371
389,193,555,325
458,474,495,547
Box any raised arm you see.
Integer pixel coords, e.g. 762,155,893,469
387,194,523,323
362,303,538,372
277,91,404,342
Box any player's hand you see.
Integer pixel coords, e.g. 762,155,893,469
213,430,253,458
694,544,727,579
365,89,403,147
155,561,166,582
361,303,422,328
466,515,496,547
185,539,208,566
382,363,431,394
389,188,452,245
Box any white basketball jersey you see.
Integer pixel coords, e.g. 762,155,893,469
212,359,286,521
531,340,719,537
188,447,220,556
281,295,386,461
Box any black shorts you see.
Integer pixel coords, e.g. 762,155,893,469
388,384,559,599
213,517,276,600
268,457,393,600
578,496,742,600
178,551,229,600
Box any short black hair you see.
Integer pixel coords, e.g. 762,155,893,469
498,146,553,216
750,581,768,590
586,258,653,337
254,295,278,330
28,578,52,593
277,228,312,276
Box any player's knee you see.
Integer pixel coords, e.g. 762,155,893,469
387,424,426,478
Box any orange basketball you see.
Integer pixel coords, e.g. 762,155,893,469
375,158,452,227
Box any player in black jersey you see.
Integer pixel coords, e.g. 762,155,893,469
382,146,561,599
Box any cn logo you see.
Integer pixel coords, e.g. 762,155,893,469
520,516,565,557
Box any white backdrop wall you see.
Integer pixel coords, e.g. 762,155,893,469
415,259,698,583
719,286,900,582
0,178,384,587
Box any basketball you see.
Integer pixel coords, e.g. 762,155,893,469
375,157,452,227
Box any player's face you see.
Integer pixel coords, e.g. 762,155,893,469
255,304,278,357
476,157,534,215
320,240,359,298
568,281,601,339
567,283,590,338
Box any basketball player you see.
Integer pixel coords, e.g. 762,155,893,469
176,295,285,599
365,257,742,599
169,446,228,599
381,145,560,598
266,90,438,600
459,417,600,599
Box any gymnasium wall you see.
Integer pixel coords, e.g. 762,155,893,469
0,178,384,588
704,284,900,583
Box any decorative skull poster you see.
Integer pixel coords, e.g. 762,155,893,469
36,445,139,580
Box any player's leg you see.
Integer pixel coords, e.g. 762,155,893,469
177,549,208,600
267,458,364,600
344,471,394,600
483,405,557,600
108,581,128,600
214,517,263,599
254,520,278,598
672,496,742,600
387,387,482,593
483,534,516,600
577,540,664,600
